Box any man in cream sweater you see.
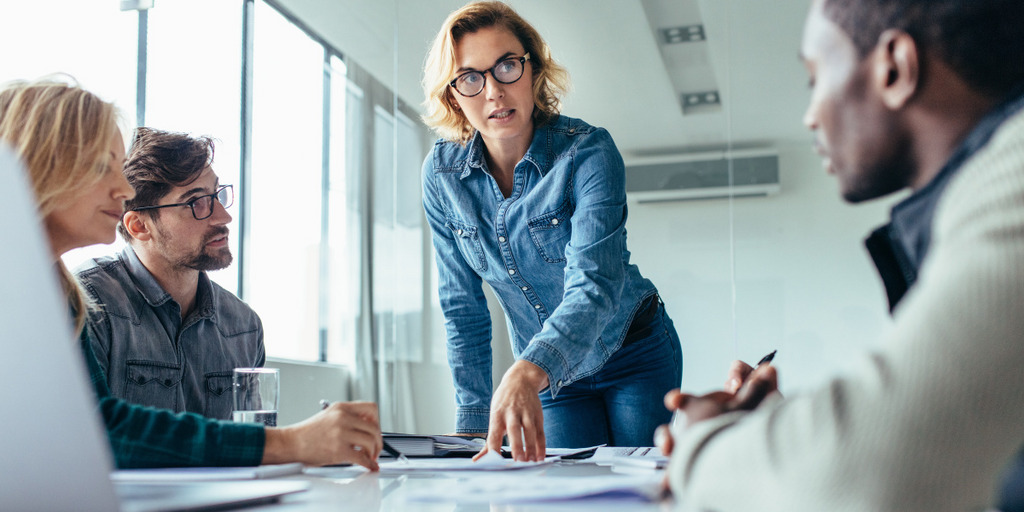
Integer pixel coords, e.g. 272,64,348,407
663,0,1024,510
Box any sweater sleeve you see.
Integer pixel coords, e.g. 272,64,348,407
667,114,1024,511
80,327,265,468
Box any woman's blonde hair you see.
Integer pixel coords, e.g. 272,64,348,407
0,77,123,334
422,1,570,143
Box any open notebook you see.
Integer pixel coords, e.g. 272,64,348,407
0,144,308,511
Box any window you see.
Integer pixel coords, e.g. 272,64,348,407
248,0,325,361
5,0,432,371
0,1,138,271
145,0,243,293
372,108,426,363
324,56,361,365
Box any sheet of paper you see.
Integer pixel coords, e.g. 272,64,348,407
404,473,665,503
591,446,660,461
111,463,304,482
377,451,556,473
589,446,667,469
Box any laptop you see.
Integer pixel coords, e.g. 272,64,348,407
0,144,309,511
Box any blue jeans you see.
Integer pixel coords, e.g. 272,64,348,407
999,447,1024,512
540,301,682,448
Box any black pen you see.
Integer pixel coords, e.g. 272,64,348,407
755,350,777,368
319,399,407,461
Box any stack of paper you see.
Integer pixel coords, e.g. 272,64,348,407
382,433,484,458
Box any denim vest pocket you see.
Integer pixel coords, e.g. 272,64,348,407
124,361,181,411
528,202,572,263
446,219,487,272
205,371,235,420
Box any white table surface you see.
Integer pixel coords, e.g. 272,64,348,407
253,460,676,511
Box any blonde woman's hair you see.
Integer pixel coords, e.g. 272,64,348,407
0,77,123,334
422,1,570,143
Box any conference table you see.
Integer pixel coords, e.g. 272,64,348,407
254,459,676,511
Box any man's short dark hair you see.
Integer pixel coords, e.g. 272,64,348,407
118,127,215,240
823,0,1024,98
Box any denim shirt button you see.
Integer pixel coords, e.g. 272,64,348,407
457,229,464,236
521,286,528,291
498,236,506,243
508,269,516,275
164,379,173,387
534,304,541,309
557,379,564,387
137,376,145,384
551,218,559,225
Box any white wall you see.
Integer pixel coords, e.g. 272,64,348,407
626,144,902,395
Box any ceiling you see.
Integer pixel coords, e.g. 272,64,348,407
279,0,816,159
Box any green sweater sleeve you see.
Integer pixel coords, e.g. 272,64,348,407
79,327,265,468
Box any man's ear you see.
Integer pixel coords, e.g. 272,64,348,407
122,211,153,242
872,29,919,110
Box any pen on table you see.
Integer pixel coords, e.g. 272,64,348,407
319,399,408,462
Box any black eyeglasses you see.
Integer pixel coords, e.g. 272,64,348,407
449,53,531,97
132,184,234,221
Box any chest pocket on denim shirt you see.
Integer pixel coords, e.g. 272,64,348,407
124,361,182,411
205,371,235,420
528,201,572,263
446,219,487,272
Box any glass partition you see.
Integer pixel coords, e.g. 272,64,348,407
388,0,902,435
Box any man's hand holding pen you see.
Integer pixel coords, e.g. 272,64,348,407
655,350,780,459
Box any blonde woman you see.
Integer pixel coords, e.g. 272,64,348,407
421,1,682,461
0,78,383,469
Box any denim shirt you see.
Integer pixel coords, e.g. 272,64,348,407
422,114,658,432
75,245,265,420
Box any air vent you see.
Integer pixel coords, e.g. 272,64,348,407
625,149,780,202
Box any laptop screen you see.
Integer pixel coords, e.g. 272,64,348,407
0,144,121,509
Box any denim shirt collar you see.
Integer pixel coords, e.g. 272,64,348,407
459,117,559,179
119,244,215,320
867,87,1024,311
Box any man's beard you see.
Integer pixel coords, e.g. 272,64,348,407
181,227,233,272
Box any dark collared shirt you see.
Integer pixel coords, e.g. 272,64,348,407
76,246,264,420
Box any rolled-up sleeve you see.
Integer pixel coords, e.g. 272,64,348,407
519,128,627,395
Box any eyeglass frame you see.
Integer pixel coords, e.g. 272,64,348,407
449,53,531,97
130,184,234,221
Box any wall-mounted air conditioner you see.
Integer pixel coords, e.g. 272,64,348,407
625,148,780,203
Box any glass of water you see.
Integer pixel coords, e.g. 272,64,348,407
232,368,279,427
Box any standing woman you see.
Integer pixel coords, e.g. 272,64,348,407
421,1,682,461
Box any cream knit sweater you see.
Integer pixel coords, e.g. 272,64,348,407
668,109,1024,511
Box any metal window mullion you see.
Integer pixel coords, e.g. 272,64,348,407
238,0,255,300
318,48,332,362
135,9,148,127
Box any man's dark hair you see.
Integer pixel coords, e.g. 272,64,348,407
118,127,215,240
823,0,1024,98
